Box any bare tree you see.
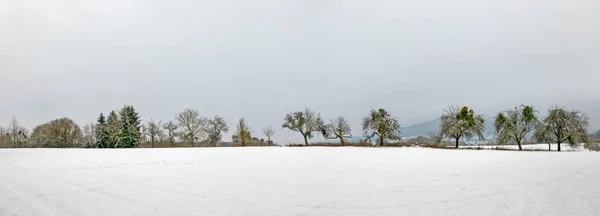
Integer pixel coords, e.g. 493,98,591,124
233,118,251,146
440,105,485,148
323,116,352,145
427,132,443,144
0,127,9,147
163,121,178,146
81,123,97,148
533,124,553,151
8,117,28,148
494,105,539,151
282,108,325,146
534,107,589,151
262,126,275,145
362,108,401,146
146,119,162,148
205,116,229,146
29,118,82,148
176,109,208,147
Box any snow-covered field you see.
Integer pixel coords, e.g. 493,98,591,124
1,147,599,216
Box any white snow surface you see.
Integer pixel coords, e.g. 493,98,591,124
1,147,599,216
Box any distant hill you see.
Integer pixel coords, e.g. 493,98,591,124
402,116,496,138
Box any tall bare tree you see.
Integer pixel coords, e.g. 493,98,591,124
494,105,539,150
146,119,162,148
440,105,485,148
81,123,97,148
234,118,251,146
262,126,275,145
282,108,325,145
534,107,589,151
323,116,352,145
205,116,229,146
176,109,208,147
362,108,401,146
163,121,178,146
8,117,28,148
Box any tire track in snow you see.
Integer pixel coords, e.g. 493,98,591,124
0,174,63,216
15,168,159,216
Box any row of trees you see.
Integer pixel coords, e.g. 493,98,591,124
1,104,598,151
281,108,402,146
280,105,597,151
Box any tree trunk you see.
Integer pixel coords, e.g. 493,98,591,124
379,137,384,147
455,138,460,148
557,141,561,152
340,137,345,146
517,141,522,151
548,143,551,151
303,135,309,146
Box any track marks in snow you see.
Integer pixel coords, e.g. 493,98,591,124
1,148,600,216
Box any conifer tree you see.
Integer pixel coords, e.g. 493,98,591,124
119,105,142,148
106,111,121,148
95,113,109,148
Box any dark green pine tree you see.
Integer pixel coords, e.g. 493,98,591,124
95,113,110,148
106,111,121,148
119,105,142,148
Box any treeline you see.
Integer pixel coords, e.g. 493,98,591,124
0,106,276,148
0,104,599,151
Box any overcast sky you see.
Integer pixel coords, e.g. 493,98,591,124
1,0,599,143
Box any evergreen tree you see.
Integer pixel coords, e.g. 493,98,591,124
95,113,109,148
106,111,121,148
119,105,142,148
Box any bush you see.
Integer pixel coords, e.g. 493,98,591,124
584,143,600,151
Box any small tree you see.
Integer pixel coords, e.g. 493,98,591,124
533,124,553,151
176,109,208,147
8,117,28,148
323,116,352,145
282,108,324,145
205,116,229,146
534,107,589,151
163,121,178,146
427,132,443,144
234,118,251,146
494,105,539,151
262,126,275,145
146,119,162,148
362,108,401,146
440,105,485,148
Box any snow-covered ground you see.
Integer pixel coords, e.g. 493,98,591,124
1,147,599,216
